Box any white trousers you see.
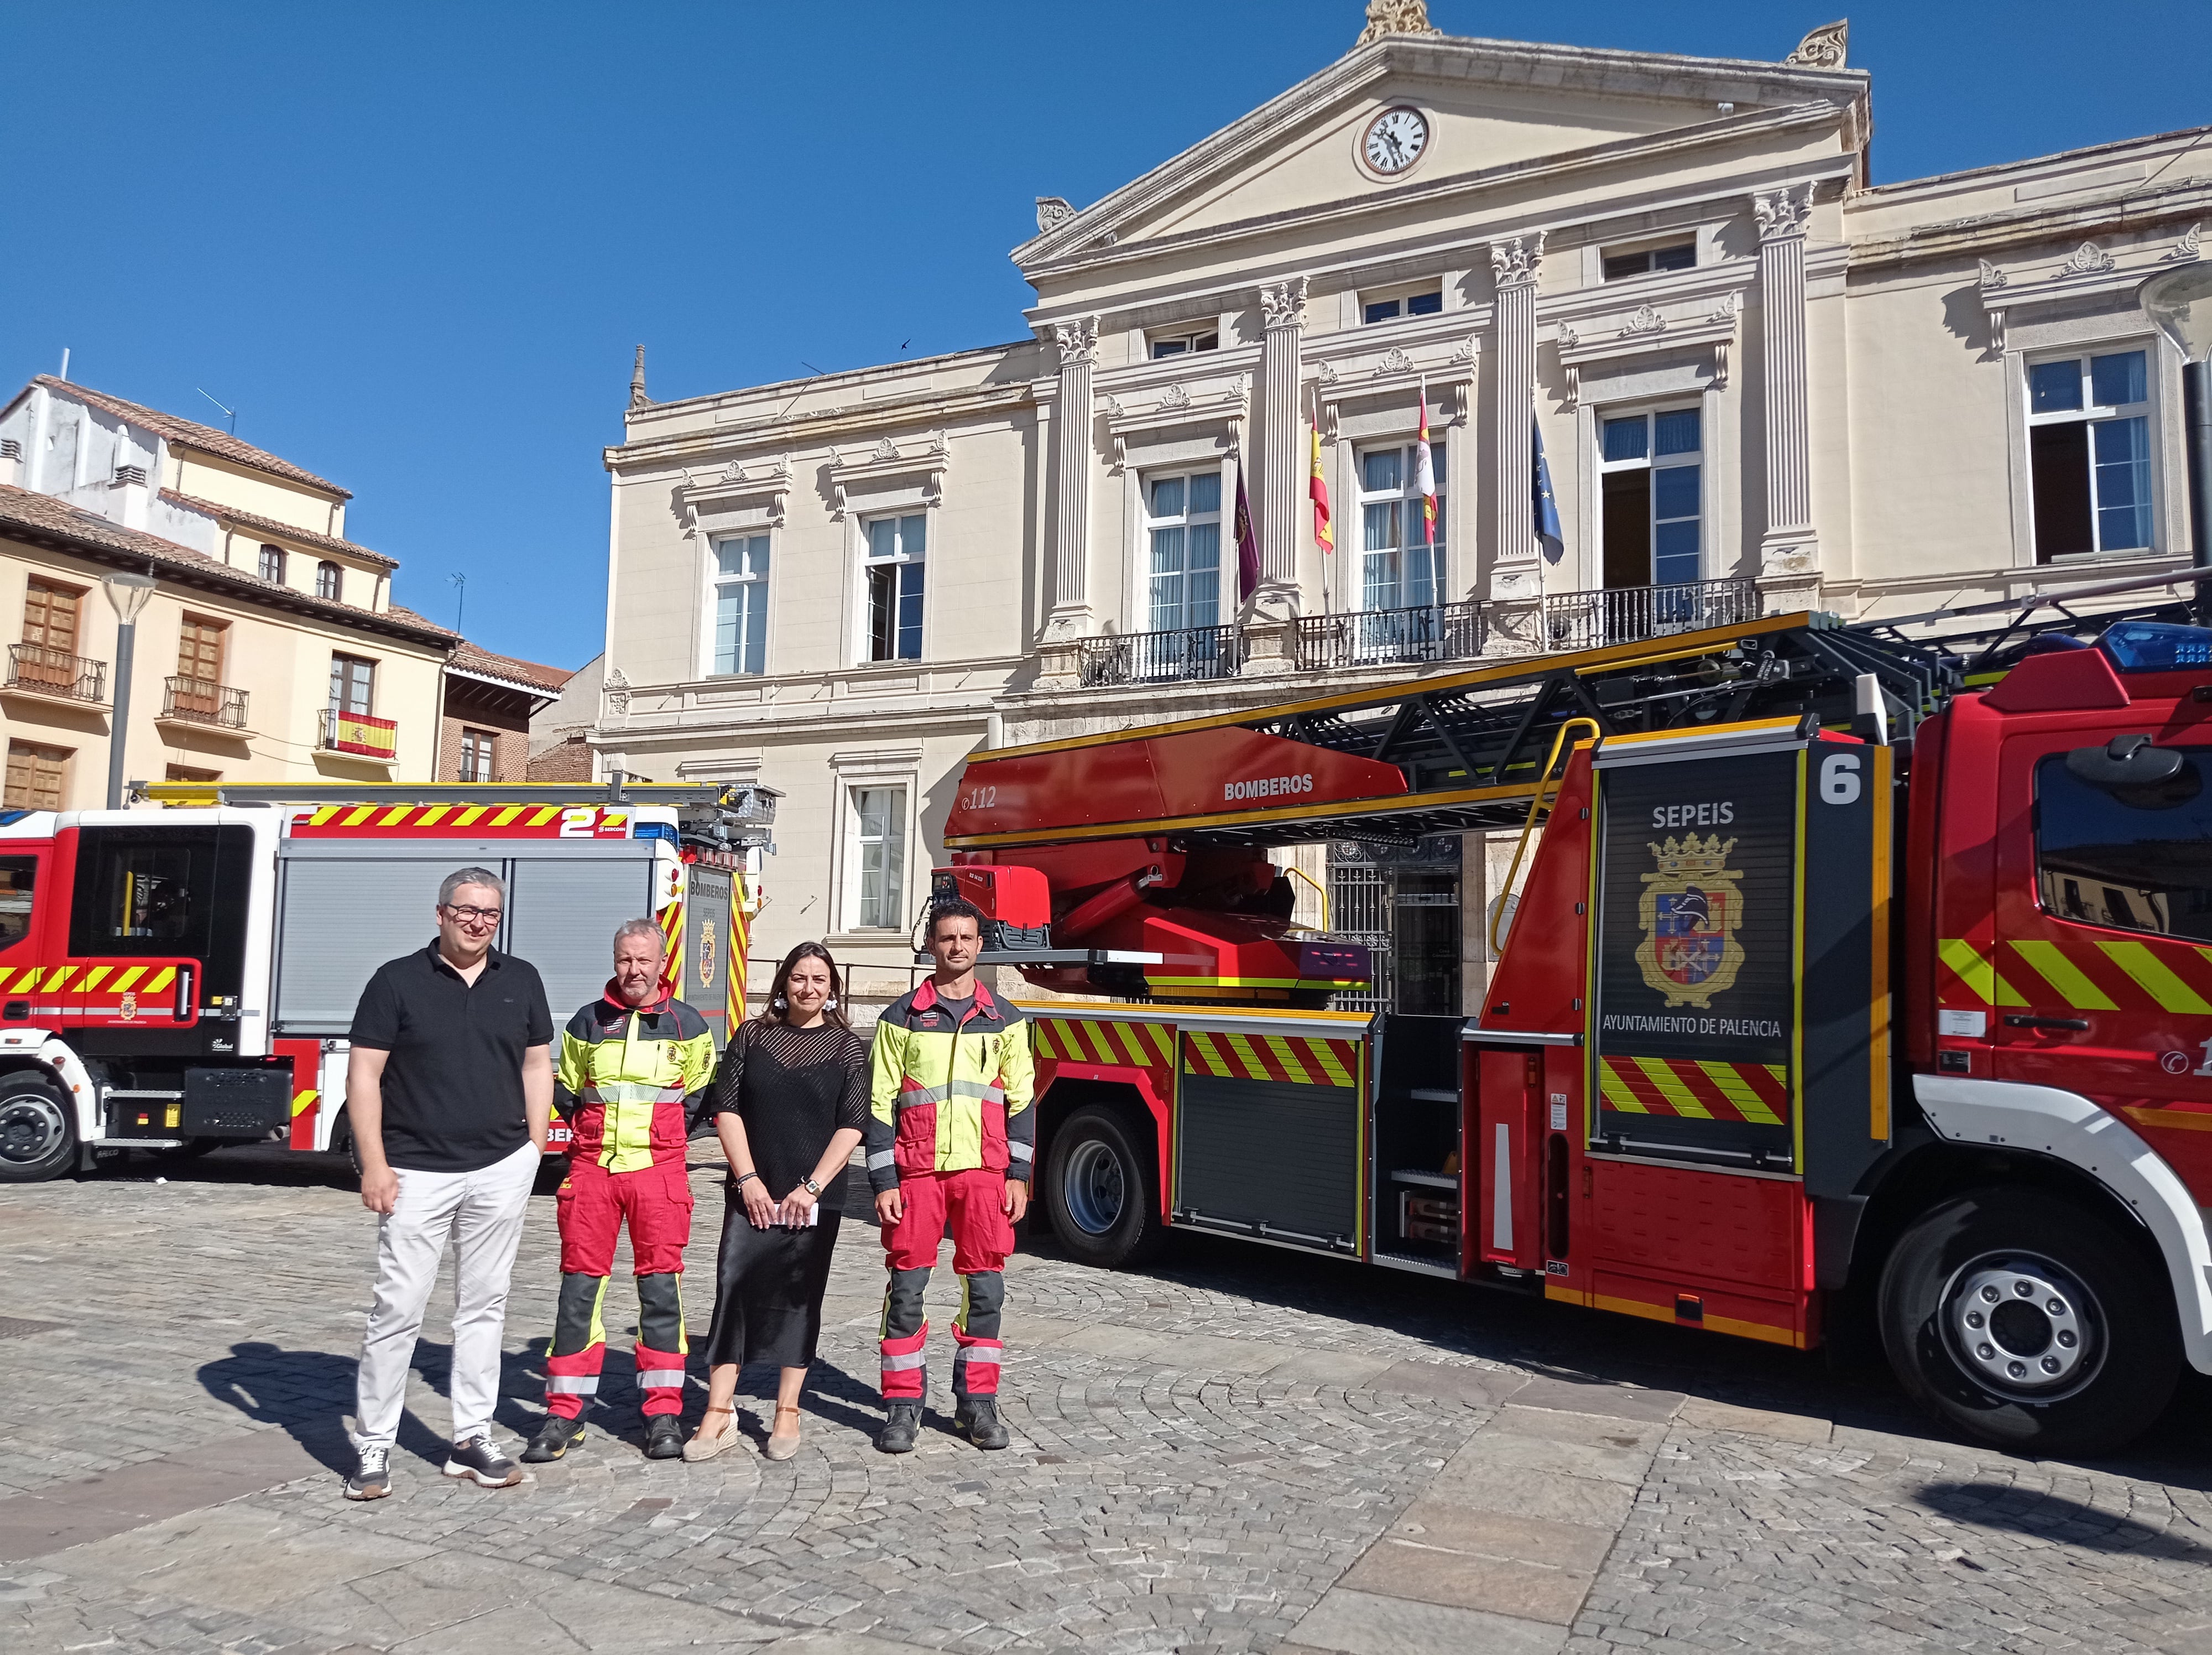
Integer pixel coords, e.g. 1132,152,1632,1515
354,1139,539,1454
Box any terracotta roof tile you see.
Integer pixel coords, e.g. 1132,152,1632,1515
33,376,352,499
0,485,453,647
161,490,398,571
450,641,575,693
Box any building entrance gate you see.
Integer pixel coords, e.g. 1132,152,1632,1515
1327,837,1460,1016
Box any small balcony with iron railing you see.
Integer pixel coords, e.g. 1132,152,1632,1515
1540,578,1761,654
1295,600,1486,672
320,706,399,762
3,642,108,705
158,675,251,734
1078,623,1243,688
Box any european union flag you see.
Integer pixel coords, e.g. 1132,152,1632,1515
1533,419,1564,560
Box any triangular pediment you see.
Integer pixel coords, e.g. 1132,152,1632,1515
1015,33,1865,274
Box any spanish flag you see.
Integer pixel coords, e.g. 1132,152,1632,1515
1309,424,1333,553
1414,378,1438,547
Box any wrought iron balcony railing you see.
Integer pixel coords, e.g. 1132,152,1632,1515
1078,623,1241,687
6,642,107,702
1295,600,1486,672
1540,577,1761,654
162,675,249,729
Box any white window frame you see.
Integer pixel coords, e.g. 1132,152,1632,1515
1141,469,1225,635
458,728,494,783
846,782,909,932
1595,403,1704,589
1600,239,1696,282
1360,285,1444,325
860,512,927,664
1148,326,1220,360
2024,345,2160,561
1352,439,1446,615
706,532,772,676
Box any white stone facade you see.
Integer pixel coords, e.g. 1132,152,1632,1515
599,20,2212,1009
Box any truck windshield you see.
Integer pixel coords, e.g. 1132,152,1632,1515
0,857,33,949
2036,747,2212,938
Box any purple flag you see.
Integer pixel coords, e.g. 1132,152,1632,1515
1233,463,1260,601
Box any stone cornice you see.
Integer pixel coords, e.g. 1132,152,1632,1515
1846,178,2212,273
1013,35,1864,272
604,379,1036,474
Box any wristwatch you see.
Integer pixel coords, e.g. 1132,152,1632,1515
803,1177,822,1196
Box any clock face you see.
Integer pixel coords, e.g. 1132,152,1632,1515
1362,107,1428,176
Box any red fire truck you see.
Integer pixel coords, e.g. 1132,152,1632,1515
940,596,2212,1453
0,780,768,1184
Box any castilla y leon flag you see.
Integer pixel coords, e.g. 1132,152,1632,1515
1413,378,1437,546
1233,462,1261,601
1309,423,1333,553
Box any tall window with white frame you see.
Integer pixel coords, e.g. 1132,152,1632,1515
1598,407,1701,592
864,514,925,662
850,786,906,930
458,728,494,783
711,534,770,675
1357,443,1445,611
1146,471,1223,629
2027,348,2155,560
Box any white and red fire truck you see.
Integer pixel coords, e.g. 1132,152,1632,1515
939,592,2212,1454
0,780,768,1184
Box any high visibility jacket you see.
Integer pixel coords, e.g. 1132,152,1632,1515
865,978,1035,1194
555,983,717,1174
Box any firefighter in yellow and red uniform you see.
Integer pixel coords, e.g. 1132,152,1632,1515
522,918,716,1464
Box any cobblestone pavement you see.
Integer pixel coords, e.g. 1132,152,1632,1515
2,1148,2209,1654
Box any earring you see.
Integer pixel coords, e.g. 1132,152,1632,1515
772,995,787,1009
825,997,838,1010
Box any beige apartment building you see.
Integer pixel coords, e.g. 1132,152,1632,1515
597,10,2212,1014
0,377,453,803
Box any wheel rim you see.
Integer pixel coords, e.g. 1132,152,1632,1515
1062,1137,1126,1236
1939,1250,2105,1400
0,1092,67,1167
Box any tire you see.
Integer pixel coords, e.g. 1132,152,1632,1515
0,1071,78,1184
1878,1186,2179,1456
1042,1105,1165,1269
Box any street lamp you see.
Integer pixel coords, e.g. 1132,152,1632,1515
2141,264,2212,611
100,571,156,810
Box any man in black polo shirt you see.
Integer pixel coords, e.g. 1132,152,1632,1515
343,866,555,1500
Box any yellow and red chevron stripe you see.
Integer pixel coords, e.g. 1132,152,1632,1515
1181,1029,1358,1089
1597,1055,1790,1125
0,962,180,999
289,803,633,839
655,897,685,996
1034,1016,1174,1071
1940,936,2212,1016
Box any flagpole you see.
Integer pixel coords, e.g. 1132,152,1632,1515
1313,386,1332,618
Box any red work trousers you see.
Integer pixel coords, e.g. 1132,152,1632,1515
879,1167,1011,1403
544,1157,693,1419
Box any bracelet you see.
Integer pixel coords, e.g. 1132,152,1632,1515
734,1171,760,1188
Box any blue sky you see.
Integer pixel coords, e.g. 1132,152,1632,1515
3,2,2203,668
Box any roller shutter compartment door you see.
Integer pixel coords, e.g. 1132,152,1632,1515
505,857,656,1022
275,858,456,1035
1177,1073,1360,1251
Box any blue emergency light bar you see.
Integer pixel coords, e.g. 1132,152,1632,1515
2100,621,2212,673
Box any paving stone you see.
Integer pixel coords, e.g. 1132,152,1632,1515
1293,1584,1569,1654
1673,1396,1834,1444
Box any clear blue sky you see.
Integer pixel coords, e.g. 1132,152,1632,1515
3,2,2202,669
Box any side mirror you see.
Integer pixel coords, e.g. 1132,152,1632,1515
2064,733,2185,789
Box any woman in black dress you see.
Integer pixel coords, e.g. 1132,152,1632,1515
684,943,868,1461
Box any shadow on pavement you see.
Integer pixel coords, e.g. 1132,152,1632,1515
1915,1479,2212,1557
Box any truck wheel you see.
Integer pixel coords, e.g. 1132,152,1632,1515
1043,1105,1164,1269
0,1073,77,1184
1879,1186,2179,1455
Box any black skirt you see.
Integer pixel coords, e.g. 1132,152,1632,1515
702,1185,842,1370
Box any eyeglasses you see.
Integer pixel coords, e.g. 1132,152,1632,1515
442,904,503,926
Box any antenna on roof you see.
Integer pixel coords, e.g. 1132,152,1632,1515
449,572,467,632
196,388,237,434
58,348,70,382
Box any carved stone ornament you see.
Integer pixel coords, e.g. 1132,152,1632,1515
1052,315,1100,368
1355,0,1442,46
1489,232,1545,288
871,435,899,462
1261,276,1310,330
1450,333,1480,366
1035,195,1075,234
628,345,650,410
1755,183,1815,241
2055,241,2115,278
1317,361,1339,386
1783,19,1848,69
2165,223,2204,262
719,458,746,483
928,430,948,456
1978,258,2008,291
1103,394,1125,418
1555,322,1580,350
1157,383,1192,412
1373,347,1415,377
1708,293,1741,325
1620,305,1667,338
602,665,632,724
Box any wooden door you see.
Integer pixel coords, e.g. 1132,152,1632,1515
19,581,82,689
4,742,70,810
174,617,226,715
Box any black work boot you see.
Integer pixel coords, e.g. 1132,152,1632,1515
876,1402,922,1454
644,1415,686,1460
521,1414,587,1464
956,1397,1010,1450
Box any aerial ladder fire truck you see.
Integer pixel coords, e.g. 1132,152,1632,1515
0,779,770,1185
936,582,2212,1453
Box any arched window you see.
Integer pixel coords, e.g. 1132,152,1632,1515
257,544,285,584
316,561,342,600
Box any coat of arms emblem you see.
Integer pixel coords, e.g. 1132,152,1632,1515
1635,834,1745,1008
697,918,718,990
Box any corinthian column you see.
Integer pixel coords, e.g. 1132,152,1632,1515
1485,233,1544,642
1045,315,1099,639
1258,277,1308,597
1754,184,1819,603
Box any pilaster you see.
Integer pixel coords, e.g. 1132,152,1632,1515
1755,185,1820,611
1045,316,1099,642
1485,232,1545,653
1258,277,1308,607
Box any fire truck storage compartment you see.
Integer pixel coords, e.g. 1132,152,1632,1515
273,841,657,1036
181,1066,291,1136
1373,1014,1462,1263
1174,1028,1361,1254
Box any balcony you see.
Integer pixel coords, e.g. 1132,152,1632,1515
159,675,250,731
320,707,399,761
1295,600,1486,672
1540,578,1761,654
3,642,107,705
1078,623,1241,688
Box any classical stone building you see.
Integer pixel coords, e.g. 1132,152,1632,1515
597,11,2211,1013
